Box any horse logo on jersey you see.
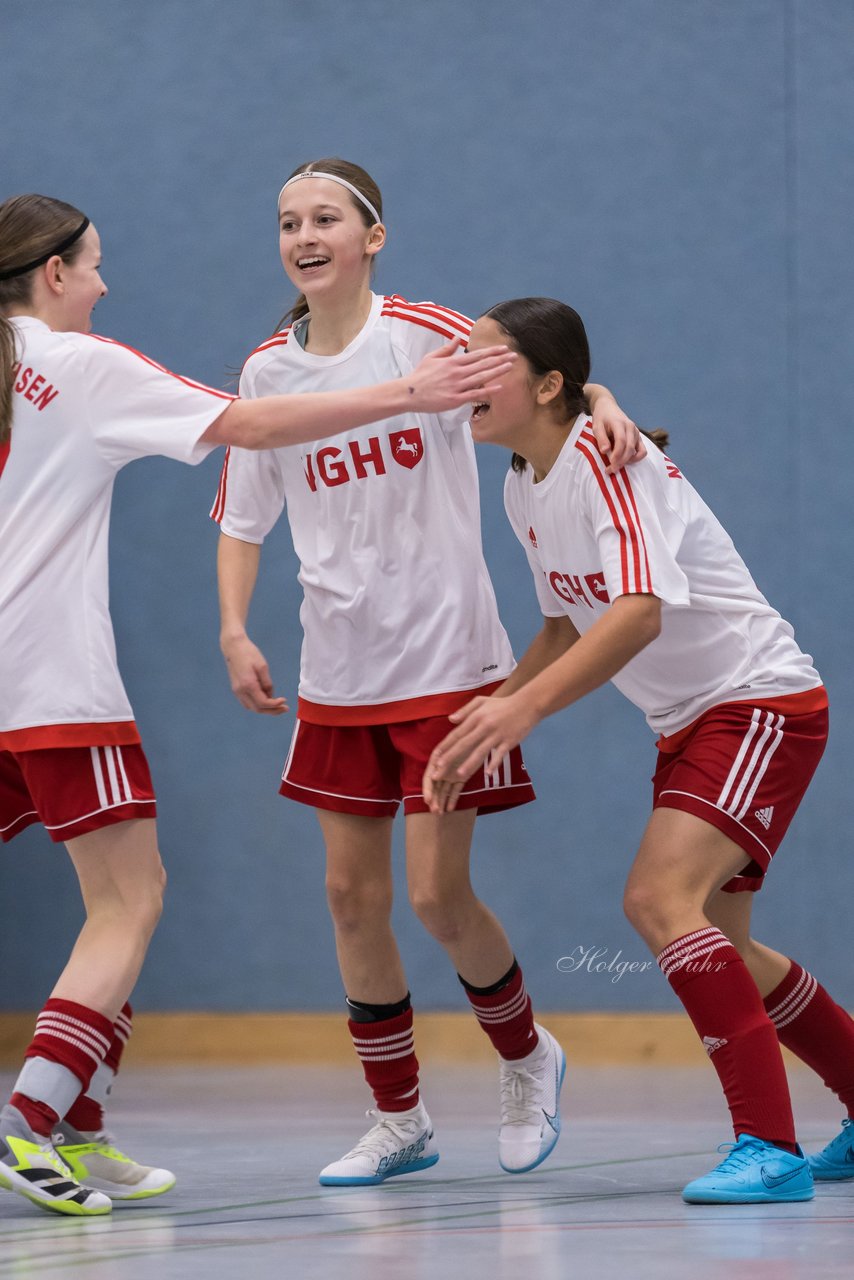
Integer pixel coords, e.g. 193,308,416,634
390,428,424,469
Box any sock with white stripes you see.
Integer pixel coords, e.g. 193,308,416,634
65,1001,133,1133
764,960,854,1117
346,996,420,1113
460,960,538,1061
657,928,797,1150
9,998,114,1138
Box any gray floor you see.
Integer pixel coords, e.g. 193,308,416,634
0,1064,851,1278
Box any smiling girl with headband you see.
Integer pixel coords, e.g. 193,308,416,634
211,157,643,1186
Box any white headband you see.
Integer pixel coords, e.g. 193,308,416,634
277,171,381,224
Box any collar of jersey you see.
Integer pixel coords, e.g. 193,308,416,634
285,291,384,367
527,413,591,496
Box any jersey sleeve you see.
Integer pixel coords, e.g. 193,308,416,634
503,469,564,617
573,439,691,607
209,359,286,543
81,335,234,468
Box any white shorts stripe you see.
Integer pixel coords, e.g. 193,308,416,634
716,710,763,809
103,746,121,805
89,747,108,808
114,746,132,803
733,717,784,820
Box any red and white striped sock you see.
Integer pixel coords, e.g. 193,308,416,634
10,998,113,1137
657,927,797,1150
65,1002,133,1133
765,961,854,1117
348,1007,420,1113
461,961,538,1062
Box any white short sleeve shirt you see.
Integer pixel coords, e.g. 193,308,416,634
211,294,515,722
0,316,234,748
504,415,821,736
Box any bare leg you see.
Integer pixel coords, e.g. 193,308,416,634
405,809,513,985
54,819,165,1019
317,809,406,1003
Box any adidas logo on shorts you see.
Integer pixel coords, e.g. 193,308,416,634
754,806,774,830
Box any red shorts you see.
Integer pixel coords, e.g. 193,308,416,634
653,695,828,892
0,744,157,844
280,716,536,817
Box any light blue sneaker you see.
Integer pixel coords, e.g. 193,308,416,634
682,1134,814,1204
807,1117,854,1181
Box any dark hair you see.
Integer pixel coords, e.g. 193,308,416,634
483,298,590,473
276,157,383,333
484,296,670,469
0,194,88,444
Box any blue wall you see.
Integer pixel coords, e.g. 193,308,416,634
2,0,852,1013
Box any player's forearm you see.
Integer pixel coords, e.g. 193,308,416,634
205,381,414,451
521,595,661,723
217,533,262,643
584,382,617,409
495,617,580,698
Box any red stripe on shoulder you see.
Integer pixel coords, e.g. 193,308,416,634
210,446,231,523
250,327,292,359
0,441,9,480
576,431,652,593
575,437,632,593
86,334,235,401
382,295,472,340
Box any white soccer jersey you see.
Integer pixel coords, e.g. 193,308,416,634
0,316,233,750
504,414,821,736
211,293,515,723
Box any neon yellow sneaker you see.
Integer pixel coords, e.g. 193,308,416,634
53,1121,176,1200
0,1104,111,1216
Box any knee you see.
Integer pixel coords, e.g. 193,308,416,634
409,885,471,946
326,874,392,934
622,880,668,946
134,858,166,938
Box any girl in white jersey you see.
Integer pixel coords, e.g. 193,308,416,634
0,193,510,1219
425,296,854,1205
212,158,643,1186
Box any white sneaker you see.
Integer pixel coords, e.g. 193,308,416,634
319,1100,439,1186
52,1122,176,1200
498,1023,565,1173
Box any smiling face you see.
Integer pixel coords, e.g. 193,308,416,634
466,316,547,448
277,178,384,303
54,224,107,333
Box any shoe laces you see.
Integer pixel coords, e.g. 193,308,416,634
346,1109,422,1159
499,1063,543,1125
711,1137,776,1174
38,1139,74,1180
822,1118,853,1157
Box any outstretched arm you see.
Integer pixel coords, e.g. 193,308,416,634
203,340,515,451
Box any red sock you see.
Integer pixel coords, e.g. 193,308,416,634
765,961,854,1116
461,962,538,1061
11,998,113,1136
65,1002,133,1132
348,1007,420,1113
658,928,797,1150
